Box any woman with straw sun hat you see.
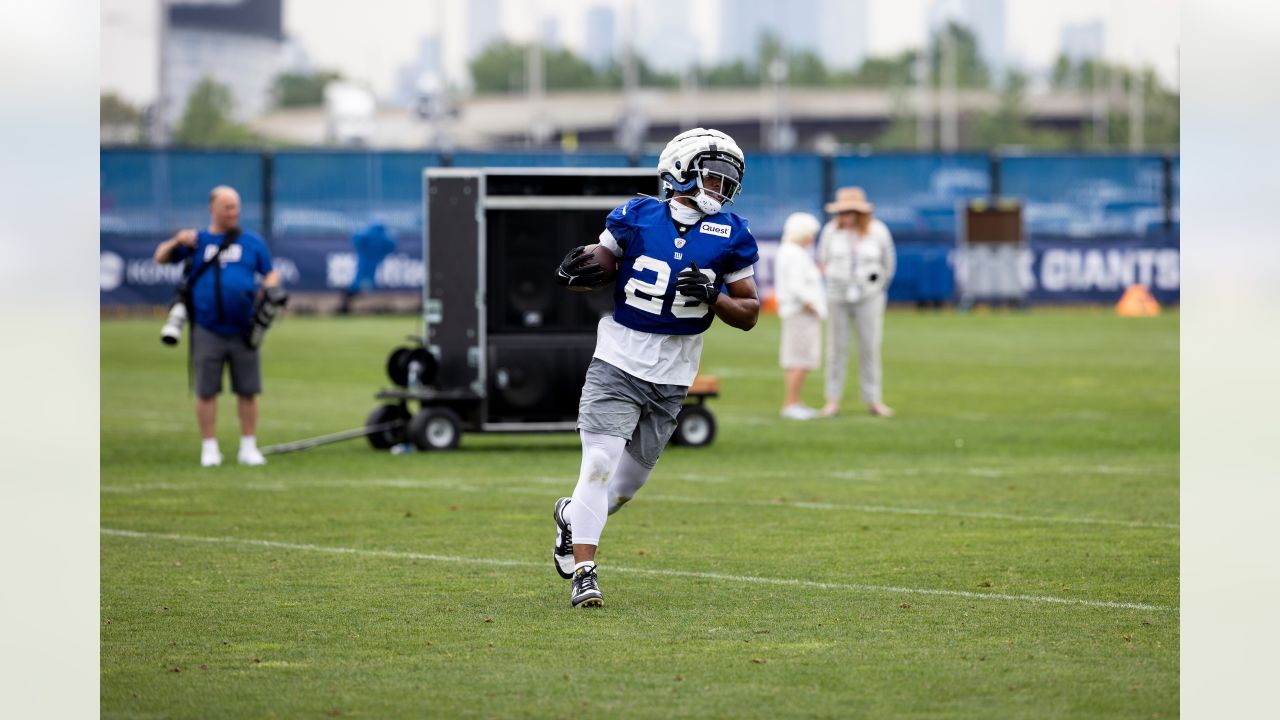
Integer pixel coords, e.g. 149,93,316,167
817,186,896,418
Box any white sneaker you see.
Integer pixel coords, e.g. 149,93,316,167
780,404,818,421
201,447,223,467
237,447,267,466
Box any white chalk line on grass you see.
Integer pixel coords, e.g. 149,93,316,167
490,486,1177,529
431,481,1178,530
101,477,1178,529
633,493,1181,530
100,528,1174,613
102,477,479,494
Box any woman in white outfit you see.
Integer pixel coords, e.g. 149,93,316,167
774,212,827,420
818,187,896,418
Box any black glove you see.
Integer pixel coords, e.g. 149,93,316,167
555,245,608,289
674,261,720,304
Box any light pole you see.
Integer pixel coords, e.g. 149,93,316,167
940,25,958,151
766,56,794,151
155,0,170,145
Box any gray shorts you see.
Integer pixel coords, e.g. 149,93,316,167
193,324,261,398
577,358,688,469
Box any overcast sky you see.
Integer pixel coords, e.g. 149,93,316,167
102,0,1180,105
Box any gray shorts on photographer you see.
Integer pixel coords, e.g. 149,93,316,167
193,324,262,398
577,358,688,469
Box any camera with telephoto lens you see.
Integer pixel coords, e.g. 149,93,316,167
160,275,193,347
160,300,188,346
245,285,289,349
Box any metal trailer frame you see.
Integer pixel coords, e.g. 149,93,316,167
364,167,720,452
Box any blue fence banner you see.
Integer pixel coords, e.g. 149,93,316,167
833,153,991,234
100,231,422,306
270,233,423,292
731,153,827,240
273,151,440,238
100,149,1179,307
1001,154,1168,236
103,231,1177,306
100,233,189,305
750,232,1178,306
1021,233,1179,304
101,150,264,235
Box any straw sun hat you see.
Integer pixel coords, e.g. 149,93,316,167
824,186,875,214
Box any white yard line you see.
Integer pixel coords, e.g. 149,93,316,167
633,493,1181,530
496,486,1178,529
101,477,477,494
101,528,1174,613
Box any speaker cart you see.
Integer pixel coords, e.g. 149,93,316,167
364,167,722,452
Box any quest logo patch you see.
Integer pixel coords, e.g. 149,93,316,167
698,222,731,238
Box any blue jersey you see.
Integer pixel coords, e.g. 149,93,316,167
605,197,758,336
172,229,274,336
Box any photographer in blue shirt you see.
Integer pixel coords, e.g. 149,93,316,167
153,186,283,467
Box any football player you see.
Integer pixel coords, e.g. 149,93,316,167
552,128,760,607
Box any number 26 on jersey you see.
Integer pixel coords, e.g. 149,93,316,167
622,255,715,319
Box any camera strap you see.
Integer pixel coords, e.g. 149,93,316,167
183,228,240,300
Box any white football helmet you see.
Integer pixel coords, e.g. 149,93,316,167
657,128,746,215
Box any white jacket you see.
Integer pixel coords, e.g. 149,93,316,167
774,242,828,319
819,218,897,299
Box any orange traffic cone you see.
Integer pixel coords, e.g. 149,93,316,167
760,290,778,315
1116,284,1160,317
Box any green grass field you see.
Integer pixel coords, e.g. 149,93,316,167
101,308,1179,719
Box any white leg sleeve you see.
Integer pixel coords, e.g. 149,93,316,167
607,451,654,515
568,430,627,546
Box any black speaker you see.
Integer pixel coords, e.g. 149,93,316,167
486,209,615,333
485,334,596,422
425,172,482,394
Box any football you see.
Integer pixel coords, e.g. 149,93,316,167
567,243,619,292
587,243,619,275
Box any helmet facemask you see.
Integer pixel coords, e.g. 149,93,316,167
690,155,743,215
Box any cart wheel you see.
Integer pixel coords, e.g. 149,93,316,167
408,407,462,451
672,405,716,447
366,404,409,450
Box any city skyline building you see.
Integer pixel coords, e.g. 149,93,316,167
1061,19,1106,63
160,0,285,135
634,1,701,72
927,0,1006,79
541,16,561,50
583,4,617,69
817,0,869,71
965,0,1005,78
717,0,774,64
394,34,444,107
467,0,503,60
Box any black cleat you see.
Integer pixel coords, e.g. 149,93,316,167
570,564,604,608
553,497,574,579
